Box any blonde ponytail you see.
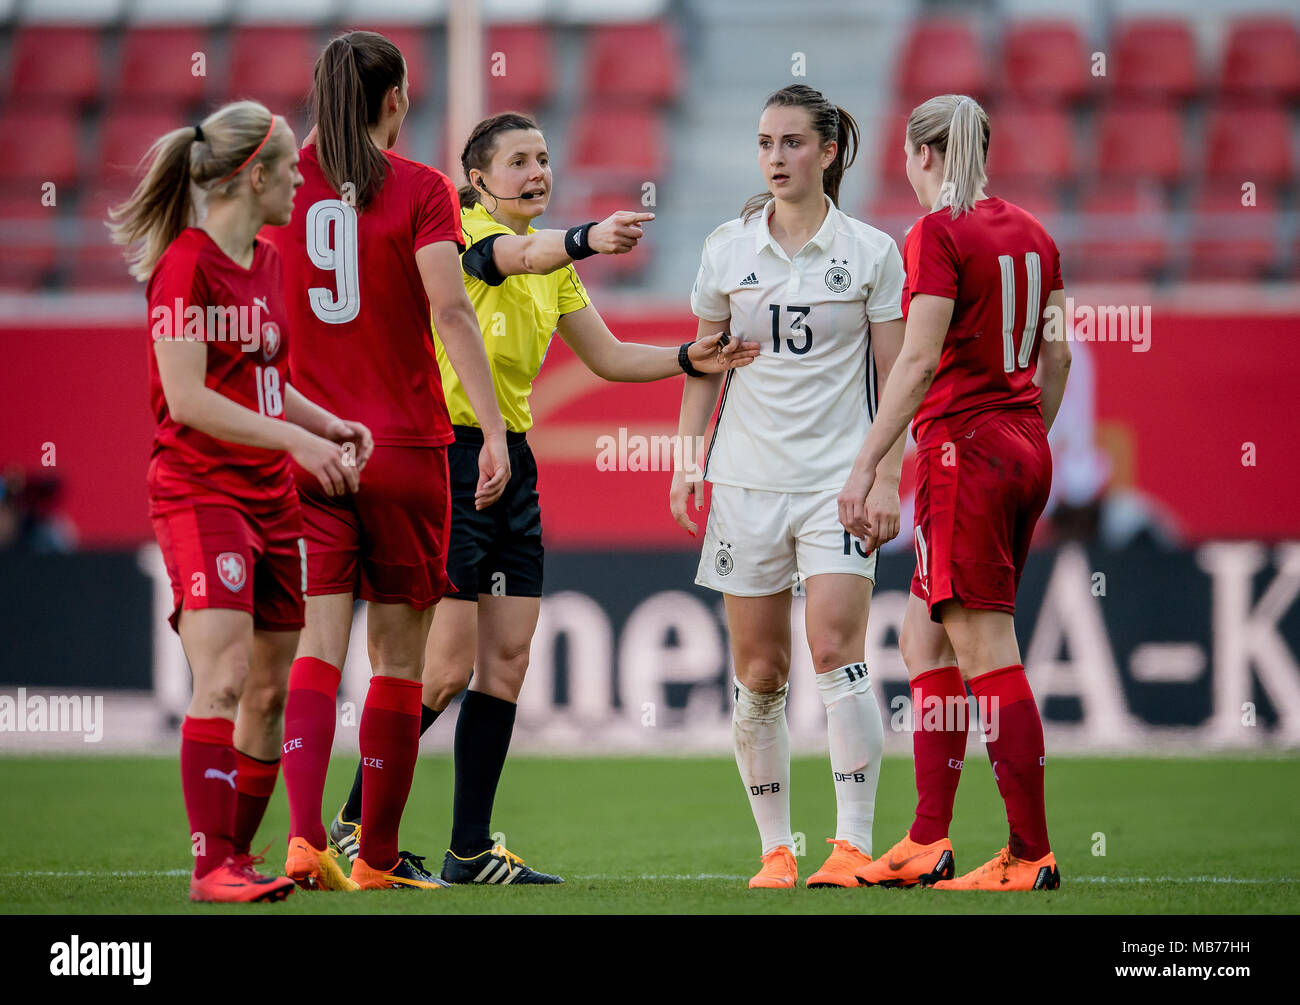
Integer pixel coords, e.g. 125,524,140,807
906,94,990,219
108,100,284,281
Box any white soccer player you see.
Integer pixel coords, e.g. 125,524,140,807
670,83,908,888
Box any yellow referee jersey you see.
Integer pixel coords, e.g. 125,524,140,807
433,202,591,433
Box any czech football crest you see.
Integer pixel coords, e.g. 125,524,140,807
261,321,281,362
217,552,247,593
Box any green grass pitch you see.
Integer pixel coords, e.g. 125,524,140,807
1,754,1296,914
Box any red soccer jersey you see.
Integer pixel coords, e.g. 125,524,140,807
902,196,1063,445
265,145,464,447
146,227,294,513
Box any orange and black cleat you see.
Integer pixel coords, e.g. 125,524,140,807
190,855,295,903
806,838,872,888
285,836,360,891
352,851,450,890
857,832,955,887
748,845,797,889
931,846,1060,891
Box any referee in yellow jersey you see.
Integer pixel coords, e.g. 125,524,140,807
331,112,759,884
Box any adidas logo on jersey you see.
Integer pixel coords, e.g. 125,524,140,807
738,272,759,286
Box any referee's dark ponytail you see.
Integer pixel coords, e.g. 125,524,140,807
458,111,540,210
312,31,405,210
742,84,860,222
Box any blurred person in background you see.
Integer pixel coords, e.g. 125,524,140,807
0,469,77,553
1043,338,1179,549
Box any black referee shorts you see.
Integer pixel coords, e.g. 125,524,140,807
444,424,544,601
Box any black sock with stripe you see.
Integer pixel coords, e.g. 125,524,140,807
449,690,517,858
343,703,439,820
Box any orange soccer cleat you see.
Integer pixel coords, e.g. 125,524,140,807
857,832,955,887
806,838,872,888
748,845,798,889
285,836,360,891
190,855,295,903
931,846,1060,891
351,851,450,890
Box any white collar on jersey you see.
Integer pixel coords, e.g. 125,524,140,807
755,193,840,257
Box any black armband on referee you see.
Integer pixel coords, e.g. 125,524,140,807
565,222,598,261
679,342,706,377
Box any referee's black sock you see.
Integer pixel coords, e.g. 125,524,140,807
343,702,440,820
449,689,517,858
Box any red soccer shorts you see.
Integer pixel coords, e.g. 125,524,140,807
910,409,1052,622
294,445,454,609
152,499,306,633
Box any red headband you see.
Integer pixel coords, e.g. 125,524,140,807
215,117,277,186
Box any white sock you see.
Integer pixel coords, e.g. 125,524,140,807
732,678,793,856
817,663,884,854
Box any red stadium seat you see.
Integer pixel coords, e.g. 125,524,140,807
1219,17,1300,98
867,182,1062,251
0,110,81,186
360,25,433,101
898,19,988,102
8,26,102,105
72,183,137,289
98,110,184,183
227,25,318,112
0,197,60,288
570,105,665,179
864,179,924,246
1203,102,1292,186
1093,103,1185,184
875,104,914,179
570,192,653,286
583,21,682,104
1070,181,1169,281
993,180,1063,228
1187,184,1279,280
118,26,209,107
486,24,554,110
1111,19,1200,100
999,20,1090,103
985,104,1074,182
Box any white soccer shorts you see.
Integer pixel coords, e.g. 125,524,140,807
694,482,878,596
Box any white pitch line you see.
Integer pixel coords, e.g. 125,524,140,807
577,874,1297,885
2,870,1295,885
7,870,191,878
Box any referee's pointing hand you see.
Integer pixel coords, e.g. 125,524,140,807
588,211,656,255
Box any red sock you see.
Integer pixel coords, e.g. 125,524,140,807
908,665,968,845
358,676,423,871
969,664,1050,860
281,657,340,850
232,750,280,856
180,716,236,879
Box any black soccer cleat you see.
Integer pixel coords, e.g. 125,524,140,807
441,844,564,885
328,805,361,863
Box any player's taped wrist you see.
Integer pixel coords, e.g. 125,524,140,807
564,222,598,260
